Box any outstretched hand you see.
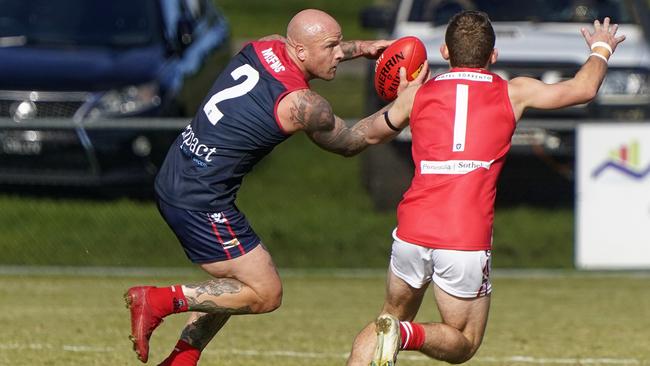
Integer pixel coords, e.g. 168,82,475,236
580,17,625,54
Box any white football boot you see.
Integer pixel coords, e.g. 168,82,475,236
370,314,401,366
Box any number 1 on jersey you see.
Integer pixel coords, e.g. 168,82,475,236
453,84,469,152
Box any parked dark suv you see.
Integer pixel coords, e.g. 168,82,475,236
0,0,231,186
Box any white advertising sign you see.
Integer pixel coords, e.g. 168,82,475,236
576,124,650,269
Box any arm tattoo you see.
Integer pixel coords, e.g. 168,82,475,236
291,89,392,156
341,41,360,60
184,279,253,314
290,90,346,154
289,90,335,132
311,105,391,157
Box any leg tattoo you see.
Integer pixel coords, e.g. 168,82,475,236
184,278,253,314
180,313,230,350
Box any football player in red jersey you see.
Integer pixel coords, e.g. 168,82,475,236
123,8,427,366
347,11,625,366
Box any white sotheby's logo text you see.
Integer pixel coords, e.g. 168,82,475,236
421,159,494,175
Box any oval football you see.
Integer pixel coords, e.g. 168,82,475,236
374,36,427,102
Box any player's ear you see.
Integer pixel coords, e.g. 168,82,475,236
439,44,449,60
296,44,307,62
489,48,498,65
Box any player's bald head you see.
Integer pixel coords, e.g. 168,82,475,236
286,9,341,44
284,9,344,81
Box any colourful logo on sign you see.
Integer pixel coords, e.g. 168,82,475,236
592,140,650,179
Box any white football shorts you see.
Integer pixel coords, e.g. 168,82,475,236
390,230,492,298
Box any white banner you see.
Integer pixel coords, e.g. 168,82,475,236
576,124,650,269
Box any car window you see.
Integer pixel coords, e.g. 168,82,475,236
183,0,206,21
182,0,219,27
409,0,635,24
0,0,162,48
159,0,182,41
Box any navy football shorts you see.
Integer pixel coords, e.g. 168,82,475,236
157,198,262,263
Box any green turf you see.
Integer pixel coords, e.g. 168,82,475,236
310,73,367,119
217,0,378,40
0,134,575,269
0,272,648,365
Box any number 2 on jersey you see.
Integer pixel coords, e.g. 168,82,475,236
203,64,260,125
453,84,469,152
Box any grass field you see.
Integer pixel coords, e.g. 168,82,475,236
0,134,575,269
1,270,649,366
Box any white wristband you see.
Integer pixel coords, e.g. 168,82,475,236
591,41,613,55
590,52,609,63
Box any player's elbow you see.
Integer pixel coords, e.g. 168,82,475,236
339,146,365,157
569,78,600,104
563,87,598,107
365,134,385,146
580,85,600,103
364,127,397,146
339,135,387,156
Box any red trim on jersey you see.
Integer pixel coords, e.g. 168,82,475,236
251,40,309,135
221,213,246,255
274,89,301,135
476,255,491,297
208,215,232,260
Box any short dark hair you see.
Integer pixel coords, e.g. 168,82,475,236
445,10,495,68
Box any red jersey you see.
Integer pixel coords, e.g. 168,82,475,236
395,68,516,250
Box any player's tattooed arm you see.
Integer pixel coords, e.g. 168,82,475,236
184,279,253,314
341,41,361,60
291,89,391,156
341,40,392,60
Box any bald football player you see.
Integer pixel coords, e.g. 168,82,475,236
124,8,428,366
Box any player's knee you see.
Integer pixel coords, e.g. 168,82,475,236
447,337,481,364
259,292,283,313
251,285,283,313
447,350,474,364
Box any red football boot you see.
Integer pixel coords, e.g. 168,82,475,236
125,286,164,363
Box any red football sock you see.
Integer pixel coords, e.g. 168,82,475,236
399,321,426,350
147,285,189,317
159,340,201,366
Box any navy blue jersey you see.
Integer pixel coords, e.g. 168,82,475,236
155,40,309,211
